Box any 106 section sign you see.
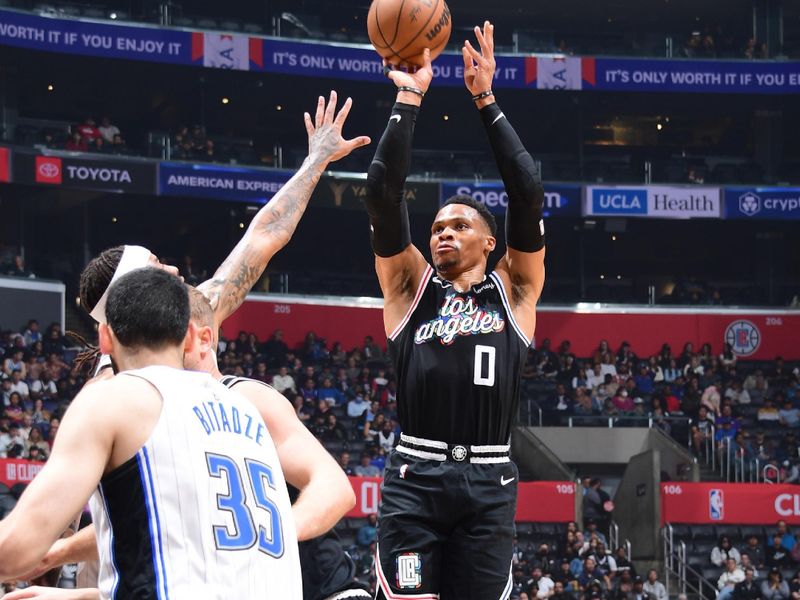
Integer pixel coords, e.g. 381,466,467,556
662,483,800,525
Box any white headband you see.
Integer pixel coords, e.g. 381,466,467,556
89,245,153,323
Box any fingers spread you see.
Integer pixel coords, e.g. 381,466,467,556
461,45,473,69
334,97,353,127
304,112,314,137
324,90,338,123
314,95,325,129
347,135,372,150
464,40,485,65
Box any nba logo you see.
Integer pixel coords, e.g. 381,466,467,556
709,489,724,520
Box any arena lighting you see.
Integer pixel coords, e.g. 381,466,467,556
443,115,449,121
276,105,283,111
109,12,117,19
611,235,617,241
657,123,663,130
47,84,54,91
600,274,605,280
239,222,245,229
111,217,117,223
616,275,622,280
221,97,230,105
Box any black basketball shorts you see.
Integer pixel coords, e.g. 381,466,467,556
375,449,518,600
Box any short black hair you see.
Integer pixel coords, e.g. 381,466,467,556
442,195,497,236
105,268,189,351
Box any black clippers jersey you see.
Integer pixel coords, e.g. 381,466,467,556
387,265,531,446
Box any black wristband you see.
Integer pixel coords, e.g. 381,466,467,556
397,86,425,98
472,90,494,101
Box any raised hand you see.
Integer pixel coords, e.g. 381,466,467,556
384,48,433,106
462,21,496,98
304,91,371,166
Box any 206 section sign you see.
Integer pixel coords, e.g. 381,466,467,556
661,483,800,525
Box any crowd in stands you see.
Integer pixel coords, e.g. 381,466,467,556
40,116,128,155
679,25,773,59
2,315,800,596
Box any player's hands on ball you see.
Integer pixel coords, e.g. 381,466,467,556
462,21,497,103
384,48,433,106
304,91,371,166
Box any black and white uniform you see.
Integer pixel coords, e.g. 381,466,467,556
221,375,371,600
376,265,530,600
89,366,302,599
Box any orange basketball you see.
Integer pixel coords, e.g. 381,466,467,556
367,0,452,68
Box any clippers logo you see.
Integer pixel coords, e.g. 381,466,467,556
724,320,761,357
739,192,761,217
35,156,62,184
396,553,422,589
709,489,724,520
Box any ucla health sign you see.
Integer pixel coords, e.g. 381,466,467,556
585,185,721,219
440,182,581,218
724,188,800,220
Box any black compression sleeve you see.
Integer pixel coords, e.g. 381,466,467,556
365,102,418,257
480,102,546,253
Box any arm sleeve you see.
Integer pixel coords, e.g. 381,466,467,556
364,102,419,257
479,102,545,252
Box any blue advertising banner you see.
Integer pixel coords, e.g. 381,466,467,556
588,58,800,95
440,181,582,218
159,162,293,203
724,188,800,220
584,185,721,219
3,8,800,94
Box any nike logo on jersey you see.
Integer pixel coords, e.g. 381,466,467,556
501,476,515,486
390,114,402,124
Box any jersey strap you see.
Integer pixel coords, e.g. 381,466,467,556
388,264,434,342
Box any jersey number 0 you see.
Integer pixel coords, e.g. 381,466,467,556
473,345,496,387
206,453,285,558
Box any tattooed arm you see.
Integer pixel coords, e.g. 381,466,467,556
197,91,371,324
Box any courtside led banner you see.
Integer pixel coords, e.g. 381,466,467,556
223,298,800,361
662,483,800,526
0,458,44,488
440,181,581,217
584,185,721,219
2,8,800,94
724,188,800,220
347,477,576,522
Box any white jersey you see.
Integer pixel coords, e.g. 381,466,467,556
89,366,302,600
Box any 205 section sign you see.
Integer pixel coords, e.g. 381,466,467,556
661,483,800,525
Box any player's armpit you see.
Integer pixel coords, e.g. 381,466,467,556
235,382,355,540
0,385,113,580
375,245,429,338
494,250,545,340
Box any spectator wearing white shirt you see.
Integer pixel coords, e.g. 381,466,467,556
712,536,743,566
22,319,41,347
3,350,26,378
532,566,555,599
98,116,121,143
271,366,297,395
586,364,605,391
9,370,29,401
0,427,11,458
643,569,667,600
347,393,370,420
30,373,57,402
718,558,745,600
725,380,751,405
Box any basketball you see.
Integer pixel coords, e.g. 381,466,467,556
367,0,452,67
